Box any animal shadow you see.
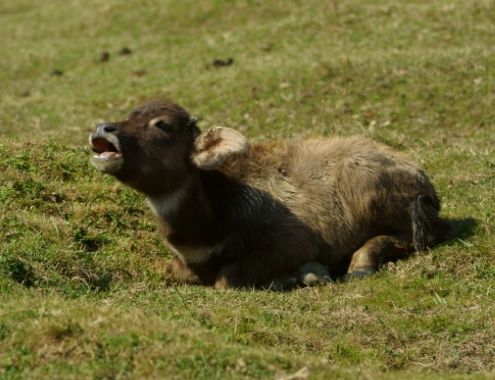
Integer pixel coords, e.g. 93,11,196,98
445,217,478,244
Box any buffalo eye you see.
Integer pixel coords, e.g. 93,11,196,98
153,120,173,133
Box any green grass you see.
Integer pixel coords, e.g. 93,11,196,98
1,0,494,378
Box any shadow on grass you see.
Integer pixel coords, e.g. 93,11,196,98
3,257,36,287
447,217,478,242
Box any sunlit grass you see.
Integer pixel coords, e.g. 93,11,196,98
1,0,494,378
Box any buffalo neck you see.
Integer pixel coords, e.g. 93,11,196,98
146,173,220,247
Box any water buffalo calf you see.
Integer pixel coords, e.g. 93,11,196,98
89,100,451,289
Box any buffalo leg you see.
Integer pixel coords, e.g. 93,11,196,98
347,235,412,276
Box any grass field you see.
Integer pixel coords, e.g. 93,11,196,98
1,0,494,378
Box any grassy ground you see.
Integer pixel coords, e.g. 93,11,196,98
1,0,494,378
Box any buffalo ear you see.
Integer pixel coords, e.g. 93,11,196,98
192,127,248,170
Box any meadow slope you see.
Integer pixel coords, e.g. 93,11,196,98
1,0,494,379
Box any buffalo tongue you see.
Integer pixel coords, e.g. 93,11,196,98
100,151,121,158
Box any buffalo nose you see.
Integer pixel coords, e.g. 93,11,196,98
96,123,116,134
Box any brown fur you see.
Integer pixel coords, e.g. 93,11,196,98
89,100,451,289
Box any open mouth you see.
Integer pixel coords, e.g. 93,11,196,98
89,134,124,174
91,137,122,159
